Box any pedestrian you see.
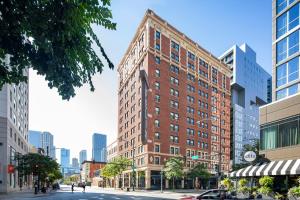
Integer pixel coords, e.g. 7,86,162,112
71,183,74,193
82,182,86,193
34,181,38,194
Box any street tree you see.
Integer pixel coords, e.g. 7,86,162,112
187,163,211,189
0,0,116,100
15,153,62,186
164,157,184,189
102,157,131,188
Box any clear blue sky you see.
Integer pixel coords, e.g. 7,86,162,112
30,0,273,160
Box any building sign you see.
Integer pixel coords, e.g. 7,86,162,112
244,151,256,162
191,155,199,160
7,164,14,174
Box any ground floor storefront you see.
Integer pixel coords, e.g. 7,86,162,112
229,158,300,194
112,166,219,190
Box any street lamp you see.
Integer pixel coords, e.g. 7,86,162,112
119,137,136,191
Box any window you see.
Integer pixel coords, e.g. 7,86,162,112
288,83,299,95
171,52,179,62
155,119,160,127
154,144,160,152
188,51,195,61
170,124,179,132
154,157,160,165
155,56,160,64
277,38,287,63
171,41,179,52
277,63,287,87
155,30,161,39
187,73,195,82
288,57,299,82
155,95,160,103
155,107,160,115
277,0,287,14
170,100,179,109
288,30,299,56
155,132,160,139
276,88,287,100
155,43,160,51
155,82,160,90
155,69,160,77
261,115,300,150
289,3,299,30
170,65,179,74
170,88,179,97
188,63,195,70
170,112,179,120
277,12,287,38
170,77,179,85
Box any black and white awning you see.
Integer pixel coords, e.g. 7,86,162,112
230,159,300,177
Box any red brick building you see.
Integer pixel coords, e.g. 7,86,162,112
80,161,106,183
117,10,231,189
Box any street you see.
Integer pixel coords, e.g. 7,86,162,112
0,185,200,200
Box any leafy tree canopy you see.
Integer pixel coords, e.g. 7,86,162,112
164,157,184,180
188,163,211,180
102,157,131,178
15,153,62,183
0,0,115,100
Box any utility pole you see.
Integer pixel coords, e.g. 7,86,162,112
160,166,163,193
132,141,135,191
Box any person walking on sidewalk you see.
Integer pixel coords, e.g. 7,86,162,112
34,181,38,194
71,183,74,193
82,182,86,193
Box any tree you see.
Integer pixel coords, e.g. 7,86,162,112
15,153,61,185
0,0,116,100
102,157,131,188
164,157,184,189
221,178,234,192
187,163,211,189
238,178,249,194
258,176,274,197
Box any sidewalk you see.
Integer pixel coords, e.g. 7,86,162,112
0,188,56,199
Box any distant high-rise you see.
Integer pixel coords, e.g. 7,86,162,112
60,148,70,170
92,133,107,162
220,44,271,166
72,157,79,170
28,130,55,159
79,150,87,164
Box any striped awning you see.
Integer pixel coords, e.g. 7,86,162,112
230,159,300,177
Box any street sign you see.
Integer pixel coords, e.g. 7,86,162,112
191,155,199,160
7,164,14,174
244,151,256,162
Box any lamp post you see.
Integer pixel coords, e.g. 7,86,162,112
119,138,136,191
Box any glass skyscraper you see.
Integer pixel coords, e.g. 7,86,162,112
79,150,87,164
28,130,55,159
60,148,70,170
92,133,107,162
275,0,300,100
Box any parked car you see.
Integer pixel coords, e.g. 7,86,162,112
180,189,238,200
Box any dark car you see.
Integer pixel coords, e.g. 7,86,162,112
180,189,237,200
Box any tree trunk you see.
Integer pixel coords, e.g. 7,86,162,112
173,177,175,190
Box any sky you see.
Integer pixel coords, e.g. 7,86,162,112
29,0,272,161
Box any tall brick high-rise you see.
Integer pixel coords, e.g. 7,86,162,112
117,10,231,189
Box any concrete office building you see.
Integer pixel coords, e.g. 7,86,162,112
72,157,80,172
28,130,55,159
92,133,107,162
79,150,87,165
259,0,300,160
220,44,271,166
117,10,231,189
0,65,30,193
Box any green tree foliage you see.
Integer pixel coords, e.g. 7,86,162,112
221,178,234,192
258,176,274,196
0,0,116,100
164,157,184,189
102,157,131,178
15,153,62,184
238,178,249,194
288,177,300,198
188,163,211,187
